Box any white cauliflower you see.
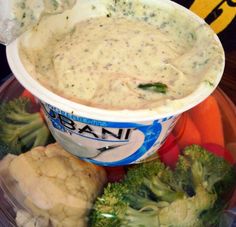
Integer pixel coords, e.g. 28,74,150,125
0,143,107,227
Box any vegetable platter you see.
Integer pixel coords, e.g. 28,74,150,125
0,76,236,227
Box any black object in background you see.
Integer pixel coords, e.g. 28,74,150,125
0,44,11,84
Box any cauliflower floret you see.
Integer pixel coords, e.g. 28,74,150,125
1,143,107,227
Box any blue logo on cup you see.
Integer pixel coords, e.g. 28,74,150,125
42,103,173,166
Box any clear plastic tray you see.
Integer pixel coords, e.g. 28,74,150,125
1,76,236,226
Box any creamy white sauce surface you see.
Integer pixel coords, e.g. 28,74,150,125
19,0,224,111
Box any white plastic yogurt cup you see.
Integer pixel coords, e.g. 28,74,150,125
6,0,225,166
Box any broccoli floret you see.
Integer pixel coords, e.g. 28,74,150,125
176,145,236,226
177,145,235,194
125,161,186,203
158,185,216,227
90,159,186,227
0,98,52,157
90,145,236,227
90,181,160,227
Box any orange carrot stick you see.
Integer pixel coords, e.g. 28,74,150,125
189,95,224,147
173,112,202,149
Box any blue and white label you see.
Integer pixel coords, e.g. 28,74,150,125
41,102,179,166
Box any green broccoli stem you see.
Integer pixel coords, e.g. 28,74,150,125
194,185,216,211
121,206,160,227
125,193,161,210
191,161,222,192
7,112,41,123
13,118,43,138
4,118,44,150
191,161,204,189
143,177,185,203
18,124,50,152
157,186,216,227
20,126,45,147
34,124,50,147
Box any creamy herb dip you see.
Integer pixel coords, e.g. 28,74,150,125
19,0,224,110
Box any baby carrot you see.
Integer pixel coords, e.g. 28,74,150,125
189,95,224,147
173,112,202,149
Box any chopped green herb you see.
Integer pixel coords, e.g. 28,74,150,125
138,82,168,94
204,80,214,87
189,32,196,40
52,0,59,9
22,12,26,19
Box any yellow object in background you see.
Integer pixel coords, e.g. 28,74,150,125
190,0,236,34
